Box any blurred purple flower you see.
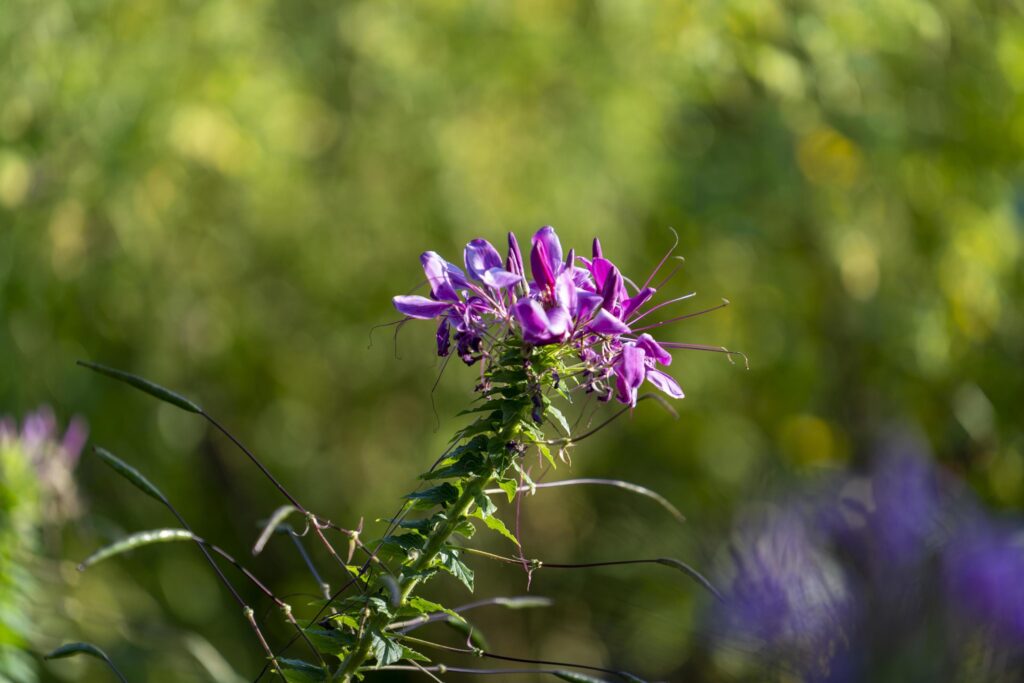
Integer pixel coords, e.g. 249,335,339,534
944,520,1024,647
717,507,851,678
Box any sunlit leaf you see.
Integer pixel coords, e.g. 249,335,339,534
78,529,196,570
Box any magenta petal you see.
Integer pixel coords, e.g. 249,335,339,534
592,237,603,259
614,344,646,405
576,291,604,320
464,239,504,281
420,252,459,301
546,306,572,340
512,299,552,343
393,295,451,319
621,287,655,319
554,270,577,314
646,369,684,398
481,267,523,289
587,309,631,335
636,333,672,366
530,226,563,289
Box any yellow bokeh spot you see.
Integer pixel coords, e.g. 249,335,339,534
797,126,862,188
836,230,879,301
0,151,31,207
779,414,839,465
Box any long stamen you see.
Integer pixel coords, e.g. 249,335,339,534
659,342,750,368
627,291,696,324
641,227,679,290
629,298,730,333
652,256,686,291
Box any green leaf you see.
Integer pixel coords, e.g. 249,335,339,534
396,513,443,533
423,452,485,480
93,446,168,505
399,597,466,624
304,627,355,656
472,509,519,547
369,631,403,668
436,547,474,591
404,483,459,509
401,645,430,662
78,529,196,570
536,442,557,468
77,360,202,413
452,518,476,539
473,491,497,518
497,478,519,503
277,658,328,682
547,405,572,436
253,505,300,555
44,642,127,682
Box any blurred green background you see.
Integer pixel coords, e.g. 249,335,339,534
2,0,1022,680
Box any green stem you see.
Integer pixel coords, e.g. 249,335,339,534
337,473,495,680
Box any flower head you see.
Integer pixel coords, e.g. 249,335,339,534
393,225,735,403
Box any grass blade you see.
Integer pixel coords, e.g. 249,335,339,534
77,360,201,414
93,446,168,505
78,529,196,571
44,642,128,682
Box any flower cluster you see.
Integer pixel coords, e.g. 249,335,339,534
394,226,727,406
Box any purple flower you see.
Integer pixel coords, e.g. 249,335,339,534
717,507,851,677
394,247,521,364
393,225,733,400
944,520,1024,646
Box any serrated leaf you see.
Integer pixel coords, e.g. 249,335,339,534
546,405,572,436
436,547,474,592
278,658,328,682
399,597,466,624
44,642,127,682
253,505,300,555
369,631,403,668
423,452,485,480
404,483,459,509
304,627,355,657
473,491,497,518
497,479,519,503
77,360,201,413
78,529,196,570
401,645,430,662
536,442,556,468
93,447,167,505
472,509,519,547
398,514,445,535
452,518,476,539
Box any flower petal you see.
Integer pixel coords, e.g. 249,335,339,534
575,291,604,320
621,287,656,319
436,318,452,356
420,251,460,302
646,369,684,398
587,309,631,335
464,239,504,281
480,267,523,289
636,333,672,366
614,344,646,405
393,295,451,319
512,298,553,343
530,226,563,290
